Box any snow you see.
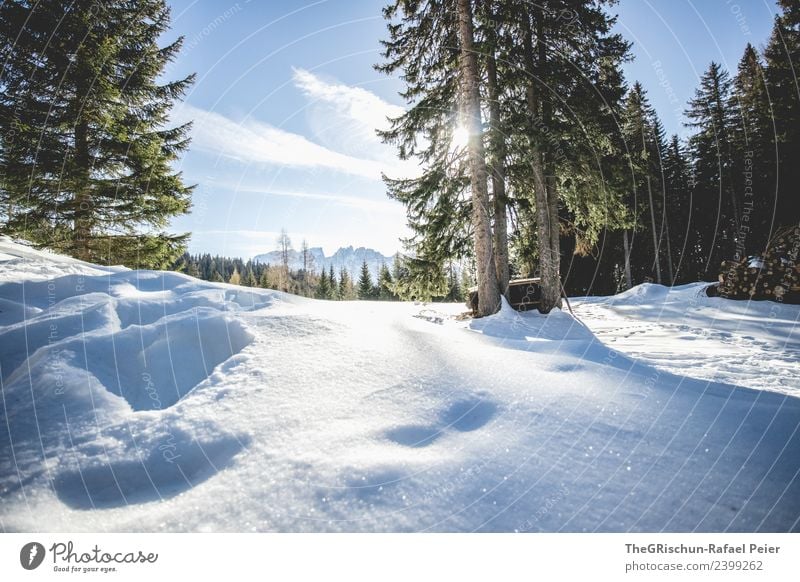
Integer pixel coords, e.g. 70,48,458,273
1,237,799,532
572,283,800,396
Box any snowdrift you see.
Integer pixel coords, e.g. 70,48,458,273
1,238,798,532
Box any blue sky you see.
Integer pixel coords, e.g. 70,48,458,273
165,0,778,259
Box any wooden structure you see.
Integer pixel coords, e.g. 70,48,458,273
468,277,542,313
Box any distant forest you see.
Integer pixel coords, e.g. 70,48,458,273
175,242,468,303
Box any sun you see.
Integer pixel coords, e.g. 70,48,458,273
450,124,470,151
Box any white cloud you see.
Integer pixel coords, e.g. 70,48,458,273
173,102,391,180
292,67,404,139
291,68,419,178
232,185,403,214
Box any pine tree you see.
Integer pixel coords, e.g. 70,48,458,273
662,135,696,283
258,269,270,289
378,0,475,305
763,2,800,231
685,62,738,280
358,260,374,299
244,269,257,287
729,43,775,258
316,268,331,299
338,268,356,300
620,83,669,286
377,263,396,300
391,254,449,301
328,265,336,299
0,0,195,268
379,0,629,313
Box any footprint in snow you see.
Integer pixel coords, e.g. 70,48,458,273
384,395,499,448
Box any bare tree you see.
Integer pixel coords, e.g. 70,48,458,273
300,238,315,295
276,228,293,291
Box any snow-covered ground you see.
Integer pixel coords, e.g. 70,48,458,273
1,237,798,532
572,284,800,396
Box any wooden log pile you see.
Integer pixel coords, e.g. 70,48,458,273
716,225,800,304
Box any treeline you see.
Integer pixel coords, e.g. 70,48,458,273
377,0,800,314
175,250,468,303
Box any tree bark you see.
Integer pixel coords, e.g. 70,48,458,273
486,47,510,297
457,0,500,316
73,115,92,261
523,12,561,313
622,229,633,289
662,202,675,283
646,176,662,284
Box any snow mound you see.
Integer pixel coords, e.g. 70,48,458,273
574,282,800,395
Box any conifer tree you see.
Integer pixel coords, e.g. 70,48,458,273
455,0,500,316
379,0,629,313
763,2,800,230
662,135,696,282
0,0,195,267
316,268,331,299
358,260,374,299
377,263,396,300
378,0,475,307
729,44,775,257
338,268,356,300
259,269,270,289
620,83,669,286
328,265,337,298
685,62,738,279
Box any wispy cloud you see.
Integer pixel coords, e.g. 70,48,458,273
174,72,419,181
291,69,418,180
173,102,391,180
292,68,403,144
231,185,403,214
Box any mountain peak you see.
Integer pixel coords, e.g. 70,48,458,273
253,245,395,279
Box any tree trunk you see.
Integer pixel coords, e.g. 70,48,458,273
523,12,561,313
661,193,675,284
73,118,92,261
486,48,509,297
457,0,500,316
623,229,633,289
646,176,662,284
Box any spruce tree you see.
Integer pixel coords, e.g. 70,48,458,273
685,62,738,279
729,44,775,257
763,4,800,233
358,260,374,299
379,0,629,313
338,268,356,300
328,265,337,299
316,269,331,299
620,83,669,286
378,0,475,305
662,135,696,283
377,263,396,300
0,0,194,268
